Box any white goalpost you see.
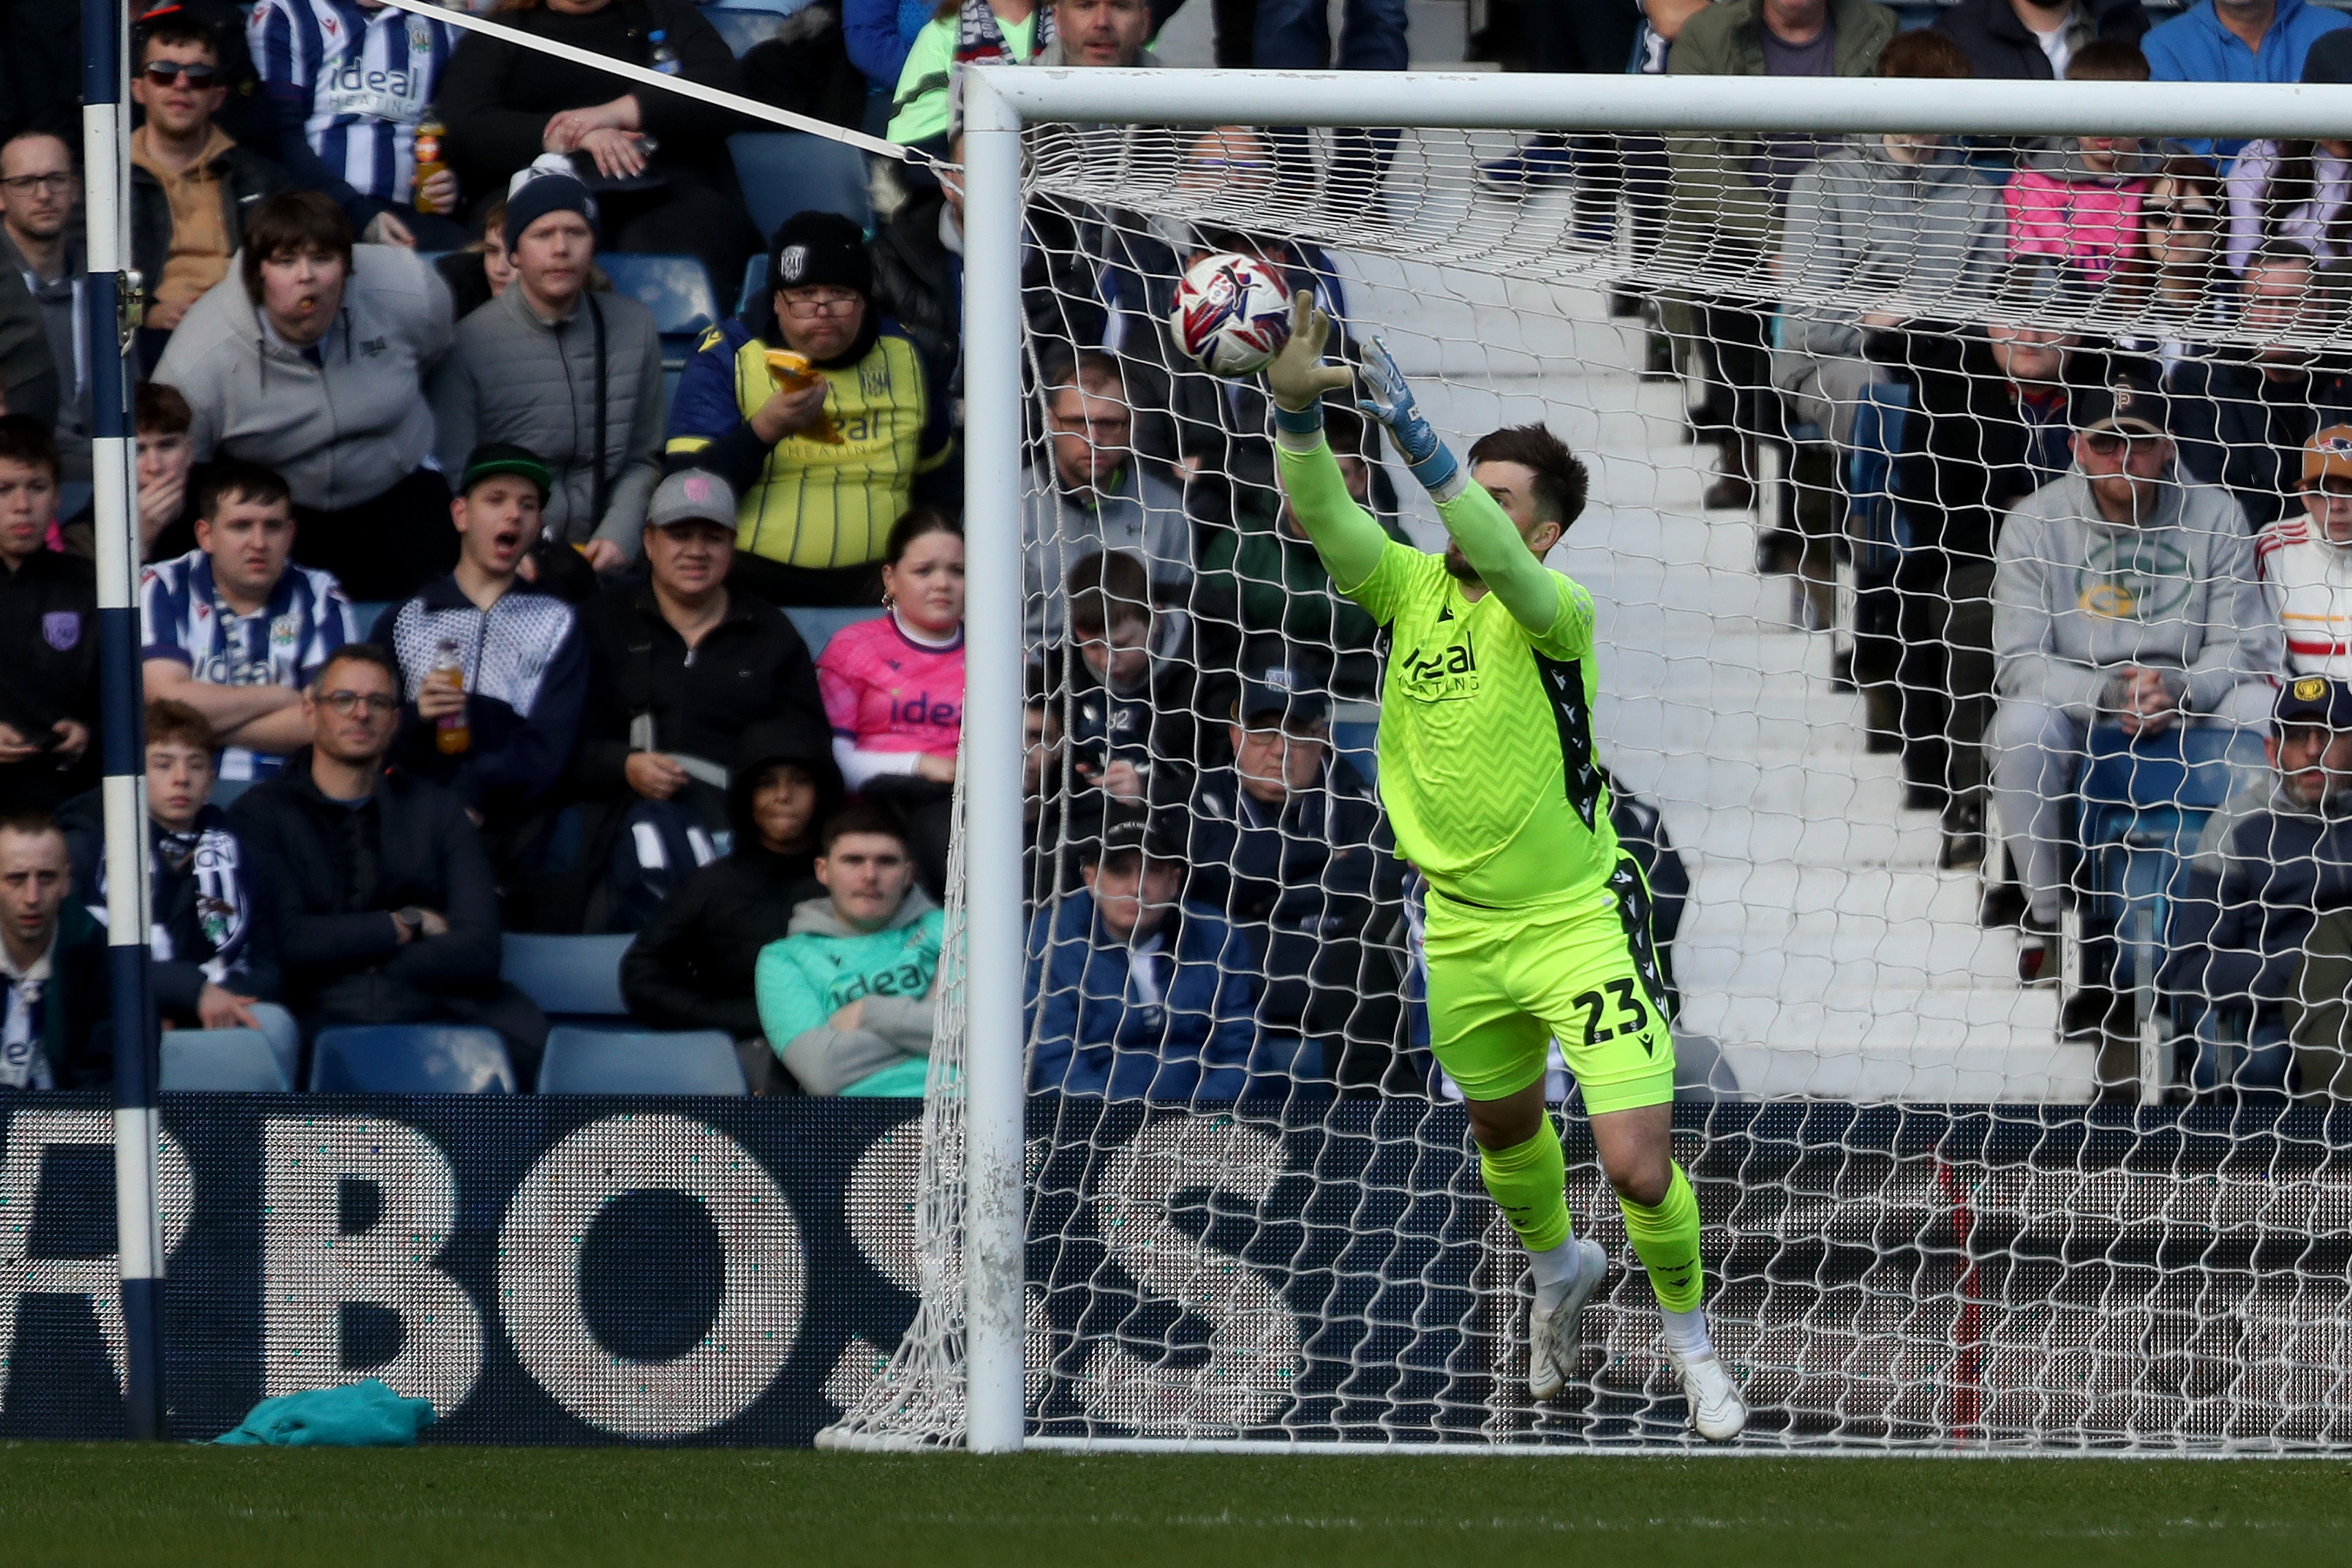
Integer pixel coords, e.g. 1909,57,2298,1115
815,65,2352,1456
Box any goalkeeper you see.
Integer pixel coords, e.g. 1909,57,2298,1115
1264,293,1746,1440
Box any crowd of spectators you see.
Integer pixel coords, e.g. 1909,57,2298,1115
20,0,2352,1102
1630,0,2352,1096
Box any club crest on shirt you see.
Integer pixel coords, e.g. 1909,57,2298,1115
41,611,79,651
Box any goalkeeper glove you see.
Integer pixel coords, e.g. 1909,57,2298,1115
1357,335,1460,495
1266,290,1353,435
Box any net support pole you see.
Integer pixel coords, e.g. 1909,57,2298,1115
959,67,1028,1455
86,0,165,1442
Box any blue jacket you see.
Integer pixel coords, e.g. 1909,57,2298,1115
1025,894,1259,1100
843,0,934,92
2145,0,2351,154
2162,786,2352,1014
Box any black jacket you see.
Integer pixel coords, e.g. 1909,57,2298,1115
1931,0,2149,80
573,579,827,802
870,183,961,393
1890,332,2114,568
1183,755,1406,1048
1037,642,1208,822
0,547,98,811
437,0,745,198
619,720,841,1037
2171,355,2352,529
129,140,294,313
59,795,283,1019
228,754,502,1016
0,897,110,1090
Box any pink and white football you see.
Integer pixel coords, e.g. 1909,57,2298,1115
1169,252,1292,377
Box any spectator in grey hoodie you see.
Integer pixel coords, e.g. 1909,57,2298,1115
155,191,456,603
1991,369,2283,975
430,159,664,575
1774,31,2008,447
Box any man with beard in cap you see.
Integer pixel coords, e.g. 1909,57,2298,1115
665,209,952,608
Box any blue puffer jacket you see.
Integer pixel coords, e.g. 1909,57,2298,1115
1024,893,1259,1100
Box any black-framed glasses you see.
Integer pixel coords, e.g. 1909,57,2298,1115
140,61,217,87
0,173,74,196
317,691,399,716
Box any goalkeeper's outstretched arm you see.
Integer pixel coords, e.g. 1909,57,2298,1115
1264,292,1394,597
1264,293,1565,637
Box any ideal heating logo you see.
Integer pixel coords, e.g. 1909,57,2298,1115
1395,622,1478,701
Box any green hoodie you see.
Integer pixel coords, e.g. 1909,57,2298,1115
755,886,943,1096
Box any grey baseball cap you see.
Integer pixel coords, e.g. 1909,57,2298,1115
646,469,739,529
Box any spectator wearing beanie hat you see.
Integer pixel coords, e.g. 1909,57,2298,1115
665,209,953,608
431,157,666,574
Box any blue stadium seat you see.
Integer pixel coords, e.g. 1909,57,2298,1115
536,1026,747,1094
738,252,769,317
309,1025,516,1093
160,1028,289,1091
348,600,398,637
702,5,787,55
784,605,883,657
500,932,633,1019
598,253,721,408
1330,704,1380,786
728,131,872,246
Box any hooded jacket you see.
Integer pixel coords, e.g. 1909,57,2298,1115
1992,467,2280,722
757,884,943,1096
154,244,454,512
1775,138,2006,382
128,132,295,312
1930,0,2150,80
429,282,666,561
59,794,282,1019
619,720,843,1038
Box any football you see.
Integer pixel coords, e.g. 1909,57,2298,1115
1169,251,1293,376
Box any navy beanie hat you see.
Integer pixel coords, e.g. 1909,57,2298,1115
504,155,602,257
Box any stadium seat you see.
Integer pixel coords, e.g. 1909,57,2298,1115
535,1026,747,1094
738,252,769,317
159,1028,290,1091
599,252,722,407
702,4,788,56
348,600,397,637
729,132,872,245
1330,701,1380,786
309,1025,516,1093
784,605,883,658
500,932,634,1020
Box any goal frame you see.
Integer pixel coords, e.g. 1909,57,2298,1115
960,64,2352,1455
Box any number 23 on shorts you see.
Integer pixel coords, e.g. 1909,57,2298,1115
1571,978,1655,1055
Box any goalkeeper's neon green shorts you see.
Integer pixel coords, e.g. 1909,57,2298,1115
1422,854,1676,1113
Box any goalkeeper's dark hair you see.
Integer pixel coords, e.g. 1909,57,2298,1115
1466,424,1589,528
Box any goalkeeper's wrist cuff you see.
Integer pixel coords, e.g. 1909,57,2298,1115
1272,402,1325,436
1409,444,1463,500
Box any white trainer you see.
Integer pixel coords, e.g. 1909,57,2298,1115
1527,1238,1607,1401
1665,1343,1748,1441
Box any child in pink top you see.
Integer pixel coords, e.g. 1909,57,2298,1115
818,509,963,890
2005,135,2152,285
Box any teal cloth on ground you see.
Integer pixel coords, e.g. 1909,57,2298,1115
213,1378,437,1446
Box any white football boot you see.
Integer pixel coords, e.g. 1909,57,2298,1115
1664,1341,1749,1441
1526,1238,1608,1400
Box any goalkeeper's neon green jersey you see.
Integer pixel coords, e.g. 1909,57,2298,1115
1276,437,1620,910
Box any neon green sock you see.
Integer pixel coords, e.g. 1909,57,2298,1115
1478,1119,1572,1255
1619,1162,1704,1313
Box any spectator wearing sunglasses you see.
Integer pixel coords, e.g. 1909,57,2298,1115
1991,370,2281,982
129,13,295,339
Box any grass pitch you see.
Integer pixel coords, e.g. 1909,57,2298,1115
6,1444,2351,1566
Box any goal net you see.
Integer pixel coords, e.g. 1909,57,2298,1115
825,72,2352,1454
